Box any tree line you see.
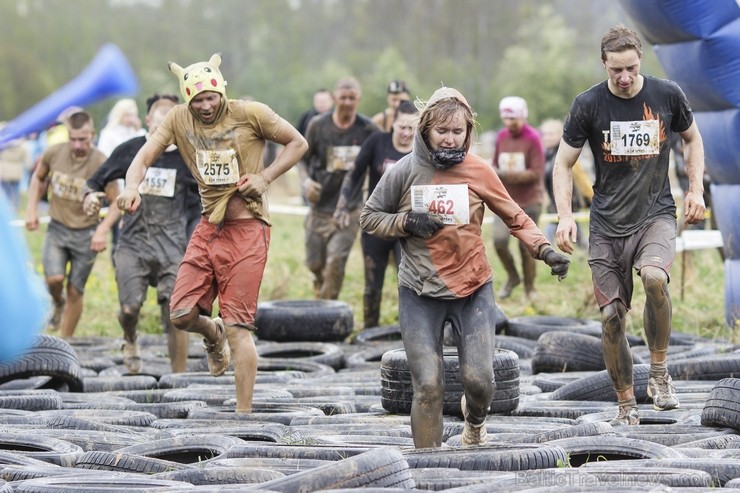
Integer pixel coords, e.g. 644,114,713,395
0,0,663,134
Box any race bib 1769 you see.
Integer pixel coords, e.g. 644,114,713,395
610,119,660,156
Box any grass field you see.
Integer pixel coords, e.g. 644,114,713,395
16,166,734,344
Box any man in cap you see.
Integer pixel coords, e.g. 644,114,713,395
116,53,307,412
491,96,546,300
371,80,411,132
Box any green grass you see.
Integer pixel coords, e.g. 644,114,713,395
16,169,734,343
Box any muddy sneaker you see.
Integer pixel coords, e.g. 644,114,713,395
609,403,640,426
460,395,488,446
204,317,230,377
47,299,66,331
122,340,141,374
648,372,680,411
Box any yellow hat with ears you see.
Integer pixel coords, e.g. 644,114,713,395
168,53,227,104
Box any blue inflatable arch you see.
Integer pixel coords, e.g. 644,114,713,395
619,0,740,327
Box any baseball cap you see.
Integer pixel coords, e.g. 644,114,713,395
387,80,409,94
499,96,528,119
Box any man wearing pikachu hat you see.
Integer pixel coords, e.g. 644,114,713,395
117,54,308,412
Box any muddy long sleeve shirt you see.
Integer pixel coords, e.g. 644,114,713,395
360,133,550,300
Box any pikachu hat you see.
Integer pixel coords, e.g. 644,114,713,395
168,54,227,104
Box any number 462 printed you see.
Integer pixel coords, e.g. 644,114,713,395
410,184,470,225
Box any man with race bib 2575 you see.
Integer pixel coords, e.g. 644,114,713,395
116,54,308,412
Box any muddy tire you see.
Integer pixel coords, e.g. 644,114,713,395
255,300,354,342
251,447,415,490
380,347,519,416
0,335,82,392
701,377,740,431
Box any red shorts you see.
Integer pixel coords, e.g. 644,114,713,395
170,217,270,328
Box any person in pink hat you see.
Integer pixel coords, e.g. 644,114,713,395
491,96,546,300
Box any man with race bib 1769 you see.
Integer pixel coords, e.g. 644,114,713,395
553,24,706,426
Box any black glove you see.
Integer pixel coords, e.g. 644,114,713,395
404,212,444,238
542,246,570,281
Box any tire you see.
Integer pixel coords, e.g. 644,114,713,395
494,335,537,359
41,428,163,452
255,300,354,342
117,435,242,464
549,364,652,402
256,342,346,370
155,466,284,485
531,371,598,393
14,475,194,492
162,387,292,406
209,456,333,475
505,316,602,341
669,354,740,380
546,435,685,466
73,450,194,474
352,325,402,345
0,392,63,411
251,447,415,490
80,375,158,392
531,331,644,374
187,404,325,425
380,347,520,416
150,420,288,443
701,377,740,431
158,371,297,389
226,443,371,461
510,399,616,420
402,444,568,471
257,358,336,378
0,433,83,467
0,335,83,392
345,343,403,368
40,409,159,428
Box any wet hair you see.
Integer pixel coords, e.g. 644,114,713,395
394,100,418,121
146,93,179,113
418,97,475,151
601,24,643,61
66,111,93,130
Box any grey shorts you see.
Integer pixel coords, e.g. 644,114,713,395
113,246,180,308
42,220,98,293
588,215,676,309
